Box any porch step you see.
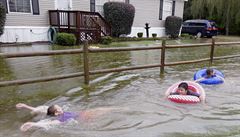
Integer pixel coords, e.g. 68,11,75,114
49,10,111,44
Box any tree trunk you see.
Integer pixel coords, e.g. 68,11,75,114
225,1,230,35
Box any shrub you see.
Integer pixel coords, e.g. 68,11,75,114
104,2,135,37
152,33,157,38
100,36,112,45
112,37,162,42
0,3,6,37
137,32,143,38
55,33,76,46
165,16,183,39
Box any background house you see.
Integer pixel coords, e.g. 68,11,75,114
0,0,186,43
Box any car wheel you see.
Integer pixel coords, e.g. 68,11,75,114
196,32,202,38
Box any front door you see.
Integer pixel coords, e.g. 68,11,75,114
56,0,72,10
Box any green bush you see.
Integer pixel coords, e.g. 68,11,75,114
180,33,190,38
152,33,157,38
137,32,143,38
55,33,76,46
112,37,163,42
104,2,135,37
0,3,6,37
165,16,183,39
100,36,112,45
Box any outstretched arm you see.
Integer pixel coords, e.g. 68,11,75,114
16,103,36,111
20,120,61,132
16,103,48,115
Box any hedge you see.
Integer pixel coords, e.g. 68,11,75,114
100,36,113,45
165,16,183,39
0,3,6,37
103,2,135,37
55,33,76,46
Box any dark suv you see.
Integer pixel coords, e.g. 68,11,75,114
181,19,218,38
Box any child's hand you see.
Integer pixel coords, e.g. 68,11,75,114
16,103,26,109
20,122,35,132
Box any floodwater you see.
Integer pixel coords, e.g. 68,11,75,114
0,37,240,137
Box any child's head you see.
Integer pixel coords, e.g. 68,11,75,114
47,105,63,116
206,69,214,77
177,82,188,95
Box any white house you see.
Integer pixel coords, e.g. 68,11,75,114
0,0,187,43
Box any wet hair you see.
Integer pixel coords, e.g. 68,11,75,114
47,105,57,116
206,69,214,76
178,82,188,91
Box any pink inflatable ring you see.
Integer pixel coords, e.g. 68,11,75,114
165,81,206,104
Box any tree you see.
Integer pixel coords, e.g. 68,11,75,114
185,0,240,35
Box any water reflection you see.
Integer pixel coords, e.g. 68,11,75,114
0,39,240,136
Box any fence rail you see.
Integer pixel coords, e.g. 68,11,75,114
0,39,240,87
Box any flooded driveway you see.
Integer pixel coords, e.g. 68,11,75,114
0,37,240,137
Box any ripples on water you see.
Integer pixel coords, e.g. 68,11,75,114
0,39,240,137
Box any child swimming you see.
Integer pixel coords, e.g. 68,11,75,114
16,103,124,132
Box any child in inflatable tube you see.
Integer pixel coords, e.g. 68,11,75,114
170,82,200,97
194,68,225,83
165,81,206,103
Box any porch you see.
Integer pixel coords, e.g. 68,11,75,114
49,10,111,44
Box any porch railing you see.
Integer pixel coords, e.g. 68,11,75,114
49,10,111,43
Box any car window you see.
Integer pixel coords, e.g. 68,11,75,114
183,22,188,26
188,23,206,27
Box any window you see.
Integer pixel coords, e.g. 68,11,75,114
189,23,207,27
172,0,175,16
90,0,95,12
159,0,173,20
162,0,172,20
159,0,163,20
8,0,31,13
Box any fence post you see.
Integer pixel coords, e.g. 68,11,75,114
160,39,166,75
209,38,215,66
83,40,90,85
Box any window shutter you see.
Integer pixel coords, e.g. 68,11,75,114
0,0,8,13
32,0,40,15
172,0,175,16
159,0,164,20
90,0,95,12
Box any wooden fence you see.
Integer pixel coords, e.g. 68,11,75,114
0,39,240,87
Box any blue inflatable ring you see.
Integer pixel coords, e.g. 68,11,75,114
194,69,224,85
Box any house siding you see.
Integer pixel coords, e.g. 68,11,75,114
4,0,185,29
5,0,54,26
129,0,185,28
174,0,185,18
128,0,185,37
130,0,164,28
5,0,90,27
72,0,90,11
1,0,186,42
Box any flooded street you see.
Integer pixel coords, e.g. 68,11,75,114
0,37,240,137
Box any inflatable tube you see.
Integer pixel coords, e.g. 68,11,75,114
194,69,224,85
48,27,57,44
165,81,205,104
